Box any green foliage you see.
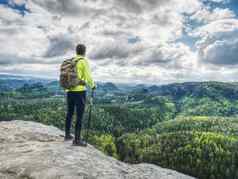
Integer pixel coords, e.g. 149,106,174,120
0,98,66,129
141,132,238,179
178,96,238,116
154,116,238,136
0,97,168,134
83,105,169,134
85,132,118,158
116,130,157,163
116,117,238,179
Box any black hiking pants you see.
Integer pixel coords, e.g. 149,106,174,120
65,91,86,141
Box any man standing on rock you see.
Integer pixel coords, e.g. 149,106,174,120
64,44,96,146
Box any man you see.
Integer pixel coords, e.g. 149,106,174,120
65,44,96,146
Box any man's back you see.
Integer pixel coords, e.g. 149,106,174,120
66,55,95,92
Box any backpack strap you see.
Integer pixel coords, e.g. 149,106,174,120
73,56,84,65
75,56,84,61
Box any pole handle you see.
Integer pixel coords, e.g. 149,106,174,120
90,89,95,105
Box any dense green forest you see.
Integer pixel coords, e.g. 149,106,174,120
1,75,238,179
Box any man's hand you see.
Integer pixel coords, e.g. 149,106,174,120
89,97,93,105
78,80,86,85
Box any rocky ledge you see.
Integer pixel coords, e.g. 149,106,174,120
0,120,195,179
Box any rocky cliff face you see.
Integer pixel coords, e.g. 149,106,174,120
0,120,195,179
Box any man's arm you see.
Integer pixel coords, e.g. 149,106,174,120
83,59,96,89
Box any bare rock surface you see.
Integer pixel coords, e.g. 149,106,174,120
0,120,195,179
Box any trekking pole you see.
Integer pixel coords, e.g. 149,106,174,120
85,89,94,146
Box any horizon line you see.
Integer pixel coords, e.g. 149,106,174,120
0,73,238,86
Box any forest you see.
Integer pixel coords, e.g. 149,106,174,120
1,76,238,179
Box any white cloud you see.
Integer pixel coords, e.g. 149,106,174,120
0,4,22,23
0,0,238,83
202,39,238,65
190,19,238,66
9,0,26,6
202,0,230,3
191,8,235,23
131,43,198,69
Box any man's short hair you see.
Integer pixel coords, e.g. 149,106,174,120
76,44,86,55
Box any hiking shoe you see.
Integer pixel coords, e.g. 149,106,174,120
72,139,87,147
64,135,73,141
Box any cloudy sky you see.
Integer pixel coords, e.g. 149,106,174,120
0,0,238,84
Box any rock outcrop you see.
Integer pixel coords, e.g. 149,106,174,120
0,120,195,179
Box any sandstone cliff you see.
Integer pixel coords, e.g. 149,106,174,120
0,120,195,179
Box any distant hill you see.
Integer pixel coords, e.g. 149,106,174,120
0,74,53,91
97,82,119,92
130,81,238,100
2,74,238,103
0,74,54,82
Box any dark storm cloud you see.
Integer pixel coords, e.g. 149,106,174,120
44,34,75,58
201,38,238,65
31,0,171,15
114,0,142,13
0,54,35,65
132,51,174,67
196,26,238,66
89,43,131,60
101,30,131,38
31,0,100,16
152,13,173,26
130,44,187,68
0,54,59,65
114,0,170,13
88,42,182,68
88,38,145,64
0,26,18,34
